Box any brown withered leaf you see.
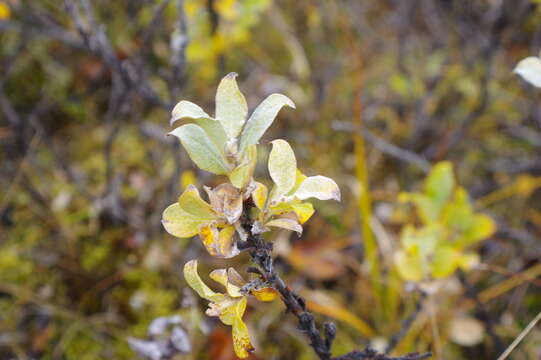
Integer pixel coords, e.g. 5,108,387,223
205,183,243,224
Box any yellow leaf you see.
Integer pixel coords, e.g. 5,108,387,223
268,139,297,193
205,183,243,224
251,287,278,302
162,203,206,238
229,145,257,189
210,268,242,297
304,290,375,337
215,72,247,138
291,202,315,224
252,182,268,210
199,224,239,258
295,175,341,201
179,185,217,220
265,218,302,235
183,260,224,302
0,2,10,20
180,170,197,189
232,315,255,358
430,246,461,279
394,249,424,282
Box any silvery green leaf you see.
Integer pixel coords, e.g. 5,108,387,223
239,93,295,153
295,175,341,201
169,124,231,175
215,72,248,138
170,100,227,153
268,139,297,193
514,56,541,88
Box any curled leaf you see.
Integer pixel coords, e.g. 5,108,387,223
215,72,248,138
252,182,268,210
199,224,239,258
239,93,295,153
232,312,255,358
268,139,297,193
295,175,341,201
169,124,231,174
210,268,242,297
183,260,223,302
265,218,303,235
251,287,279,302
205,183,243,224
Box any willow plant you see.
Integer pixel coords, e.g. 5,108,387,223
161,73,430,360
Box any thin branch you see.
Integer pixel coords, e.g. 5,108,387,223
240,207,431,360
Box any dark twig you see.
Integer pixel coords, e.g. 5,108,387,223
458,271,504,354
385,292,426,354
241,208,431,360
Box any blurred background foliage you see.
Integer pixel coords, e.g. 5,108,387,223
1,0,541,359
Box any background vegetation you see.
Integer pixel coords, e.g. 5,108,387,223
1,0,541,359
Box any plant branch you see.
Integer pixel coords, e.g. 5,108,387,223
241,209,431,360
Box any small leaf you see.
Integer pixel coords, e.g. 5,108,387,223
169,124,231,174
229,145,257,189
265,218,303,235
291,202,315,224
423,161,454,219
251,287,278,302
162,203,207,238
179,185,217,220
215,72,248,138
295,175,341,201
268,139,297,193
514,56,541,88
394,249,424,282
239,93,295,153
183,260,224,302
205,184,243,224
232,313,254,358
430,246,461,279
199,224,239,258
252,182,268,210
210,268,242,297
171,100,209,125
457,214,496,247
458,252,480,271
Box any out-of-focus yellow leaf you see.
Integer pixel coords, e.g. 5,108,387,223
394,249,424,282
430,246,461,278
180,170,197,189
0,2,10,19
304,290,374,337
